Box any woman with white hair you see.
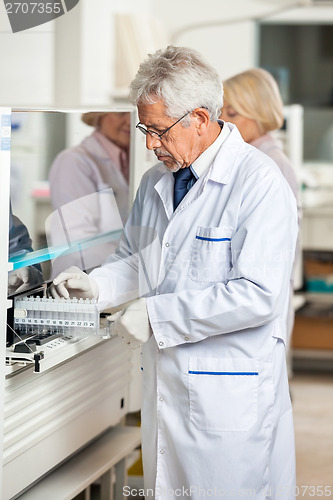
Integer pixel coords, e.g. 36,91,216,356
221,68,302,347
48,111,130,273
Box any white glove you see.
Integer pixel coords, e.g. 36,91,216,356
8,266,42,294
47,266,99,300
109,298,151,350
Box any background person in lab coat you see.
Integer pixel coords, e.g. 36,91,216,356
49,46,298,499
220,67,302,348
48,111,130,275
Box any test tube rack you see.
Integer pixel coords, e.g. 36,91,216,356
13,296,99,337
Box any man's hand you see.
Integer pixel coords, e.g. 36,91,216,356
8,266,42,294
109,298,151,349
47,266,99,299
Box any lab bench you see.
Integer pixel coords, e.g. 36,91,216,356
3,335,141,499
0,107,147,500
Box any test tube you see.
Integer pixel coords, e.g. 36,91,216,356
32,297,41,335
57,298,65,335
42,297,51,334
63,301,71,333
39,297,46,335
14,298,27,336
26,297,33,335
50,298,58,333
70,298,78,338
77,298,85,338
89,299,99,333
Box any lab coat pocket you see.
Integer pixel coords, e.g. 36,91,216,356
189,226,232,282
188,357,259,432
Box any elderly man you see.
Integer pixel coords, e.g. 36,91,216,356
49,46,298,499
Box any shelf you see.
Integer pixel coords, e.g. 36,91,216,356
8,229,122,270
18,425,141,500
292,348,333,372
303,292,333,304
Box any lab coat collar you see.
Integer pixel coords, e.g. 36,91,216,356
154,122,245,219
191,120,230,179
208,122,245,185
154,165,175,219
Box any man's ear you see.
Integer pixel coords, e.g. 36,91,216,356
192,108,211,135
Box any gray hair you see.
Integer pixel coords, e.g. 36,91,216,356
129,46,223,125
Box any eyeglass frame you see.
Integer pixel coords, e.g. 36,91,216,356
135,110,191,141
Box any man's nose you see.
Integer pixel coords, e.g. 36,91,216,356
146,133,162,150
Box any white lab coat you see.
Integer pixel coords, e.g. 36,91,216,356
91,123,298,499
251,133,302,348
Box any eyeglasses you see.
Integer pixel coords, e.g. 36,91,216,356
136,111,191,141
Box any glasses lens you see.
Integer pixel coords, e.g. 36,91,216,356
136,123,163,140
148,130,161,139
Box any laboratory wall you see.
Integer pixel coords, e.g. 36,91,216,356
0,8,54,106
0,0,287,108
152,0,277,80
0,0,157,107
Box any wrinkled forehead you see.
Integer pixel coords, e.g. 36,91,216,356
137,99,173,128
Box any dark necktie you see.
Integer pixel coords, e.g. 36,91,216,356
173,167,195,210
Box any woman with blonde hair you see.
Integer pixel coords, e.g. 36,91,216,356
221,67,301,347
221,68,299,196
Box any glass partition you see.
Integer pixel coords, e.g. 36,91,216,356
8,109,135,294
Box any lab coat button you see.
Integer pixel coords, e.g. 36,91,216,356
185,336,189,341
159,341,164,347
165,242,170,247
160,449,165,454
159,396,164,401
